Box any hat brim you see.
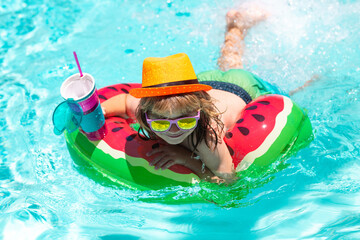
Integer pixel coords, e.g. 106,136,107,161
129,84,212,98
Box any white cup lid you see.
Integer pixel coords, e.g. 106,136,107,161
60,73,95,101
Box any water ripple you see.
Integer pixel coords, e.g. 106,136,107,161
1,0,360,238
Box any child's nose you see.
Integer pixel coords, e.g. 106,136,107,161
169,122,180,132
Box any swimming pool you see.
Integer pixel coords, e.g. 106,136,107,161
1,0,360,239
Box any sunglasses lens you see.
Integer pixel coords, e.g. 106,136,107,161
178,118,197,130
151,120,170,132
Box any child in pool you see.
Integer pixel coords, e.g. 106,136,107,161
102,6,268,183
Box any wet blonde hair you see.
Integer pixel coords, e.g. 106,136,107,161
135,91,224,151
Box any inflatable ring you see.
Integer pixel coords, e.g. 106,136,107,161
64,70,313,190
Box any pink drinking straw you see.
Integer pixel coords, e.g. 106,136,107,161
73,51,83,77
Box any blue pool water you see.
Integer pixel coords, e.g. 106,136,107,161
1,0,360,239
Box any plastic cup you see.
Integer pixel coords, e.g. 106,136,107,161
60,73,107,141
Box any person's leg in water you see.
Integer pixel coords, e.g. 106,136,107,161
218,5,319,95
218,5,268,71
289,74,320,96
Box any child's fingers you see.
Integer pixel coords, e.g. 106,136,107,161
154,156,172,170
160,160,175,170
150,153,168,168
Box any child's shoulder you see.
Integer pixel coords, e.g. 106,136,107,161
208,89,247,130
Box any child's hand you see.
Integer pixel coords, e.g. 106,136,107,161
210,172,238,185
146,144,191,170
209,176,226,184
101,106,107,117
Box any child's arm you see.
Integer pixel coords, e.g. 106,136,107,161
101,94,139,119
146,142,236,183
146,144,215,180
196,138,236,183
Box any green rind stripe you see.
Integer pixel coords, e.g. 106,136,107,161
65,130,199,190
251,101,303,166
91,146,198,190
246,99,312,168
65,130,149,190
236,96,294,170
94,139,199,185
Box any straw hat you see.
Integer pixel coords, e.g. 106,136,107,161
129,53,212,98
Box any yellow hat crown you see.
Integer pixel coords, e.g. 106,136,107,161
129,53,212,98
142,53,197,87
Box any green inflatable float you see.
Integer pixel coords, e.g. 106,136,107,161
64,69,313,190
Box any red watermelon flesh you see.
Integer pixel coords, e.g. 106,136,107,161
224,95,285,169
97,83,193,174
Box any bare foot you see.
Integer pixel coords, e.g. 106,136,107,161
226,4,269,33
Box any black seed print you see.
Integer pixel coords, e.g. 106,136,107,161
236,119,244,124
112,127,124,132
238,127,249,136
258,101,270,105
107,87,118,91
123,83,131,87
227,145,235,156
225,132,233,139
121,88,129,94
246,105,257,110
126,134,137,141
252,114,265,122
99,95,107,100
152,143,160,149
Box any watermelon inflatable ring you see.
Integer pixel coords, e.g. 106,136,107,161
64,70,313,190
